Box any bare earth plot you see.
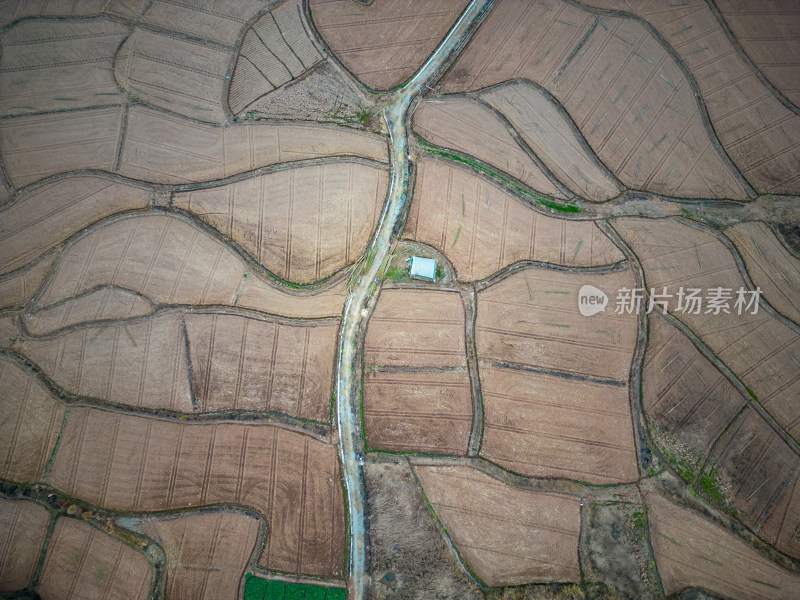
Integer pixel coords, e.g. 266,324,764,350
229,0,323,115
481,81,623,202
761,466,800,561
22,287,155,336
30,212,348,319
134,512,260,600
0,18,129,117
0,0,106,27
413,97,565,198
0,177,150,275
185,313,337,421
44,407,345,577
725,221,800,325
715,0,800,108
476,267,639,483
114,28,231,123
308,0,470,90
0,497,50,593
37,517,154,600
363,289,472,455
706,407,798,536
0,358,65,484
441,0,751,200
0,254,57,310
174,162,389,284
643,312,747,481
414,464,581,586
404,157,625,280
613,218,800,440
646,491,800,599
0,103,387,187
583,0,800,194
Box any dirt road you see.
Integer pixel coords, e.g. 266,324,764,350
332,1,495,597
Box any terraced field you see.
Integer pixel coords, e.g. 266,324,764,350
3,0,800,598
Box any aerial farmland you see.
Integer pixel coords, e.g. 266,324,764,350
1,1,800,599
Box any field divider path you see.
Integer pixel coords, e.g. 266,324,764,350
331,1,496,597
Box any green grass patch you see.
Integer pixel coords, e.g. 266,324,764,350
695,464,737,517
416,137,580,213
244,575,345,599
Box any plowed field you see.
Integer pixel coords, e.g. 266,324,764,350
414,464,581,586
413,97,564,198
404,157,624,280
0,498,50,593
174,162,389,284
136,512,260,600
646,491,800,599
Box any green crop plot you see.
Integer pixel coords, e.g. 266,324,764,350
244,575,346,600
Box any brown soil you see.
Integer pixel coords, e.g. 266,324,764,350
23,287,155,336
363,457,483,599
364,289,470,454
137,0,268,47
364,369,472,455
476,266,638,381
0,177,150,275
0,358,64,484
0,0,106,27
479,365,638,484
708,407,798,529
15,313,193,412
136,511,260,600
404,157,625,280
229,0,323,115
725,221,800,324
414,464,581,586
413,97,565,198
0,497,50,593
0,107,125,187
174,162,389,284
118,106,388,184
481,83,622,202
37,517,153,600
0,254,57,310
44,408,345,577
185,313,337,421
235,275,348,318
440,0,750,200
0,18,128,117
646,491,800,599
115,27,231,123
586,0,800,195
643,312,747,481
308,0,470,90
716,0,800,106
365,289,466,369
36,214,245,308
614,218,800,439
761,468,800,560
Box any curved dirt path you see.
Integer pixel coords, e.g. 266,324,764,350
333,1,495,597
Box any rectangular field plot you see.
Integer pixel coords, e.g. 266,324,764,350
479,366,638,484
0,498,50,593
244,575,346,600
476,267,638,382
364,370,472,455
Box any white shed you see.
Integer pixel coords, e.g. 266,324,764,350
409,256,437,281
